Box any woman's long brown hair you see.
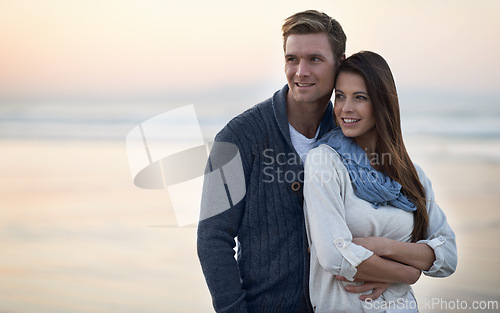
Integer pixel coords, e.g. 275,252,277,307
336,51,428,242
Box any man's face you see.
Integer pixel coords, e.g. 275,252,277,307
284,33,337,107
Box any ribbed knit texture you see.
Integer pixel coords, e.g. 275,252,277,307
197,85,334,313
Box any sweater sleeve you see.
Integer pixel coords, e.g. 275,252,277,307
197,124,250,313
303,145,373,281
414,164,458,277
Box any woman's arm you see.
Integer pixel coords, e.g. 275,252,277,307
304,146,421,285
353,237,435,271
304,146,374,281
413,164,457,277
354,253,421,284
333,251,421,300
352,164,458,277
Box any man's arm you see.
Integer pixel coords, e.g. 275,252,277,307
197,128,250,313
198,210,248,313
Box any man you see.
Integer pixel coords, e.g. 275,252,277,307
197,10,345,313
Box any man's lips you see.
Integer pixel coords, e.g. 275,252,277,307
295,82,315,87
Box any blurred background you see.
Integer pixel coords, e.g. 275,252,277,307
1,0,499,312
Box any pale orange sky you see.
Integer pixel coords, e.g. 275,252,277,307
0,0,499,98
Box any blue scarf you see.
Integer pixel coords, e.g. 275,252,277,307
315,127,416,212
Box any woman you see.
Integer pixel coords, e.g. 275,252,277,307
303,51,457,313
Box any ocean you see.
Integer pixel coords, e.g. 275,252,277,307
1,87,500,312
2,89,500,140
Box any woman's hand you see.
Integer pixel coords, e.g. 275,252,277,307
335,275,391,301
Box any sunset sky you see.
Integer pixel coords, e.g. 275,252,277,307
1,0,499,100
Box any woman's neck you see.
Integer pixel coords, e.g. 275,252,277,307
354,130,380,169
354,132,377,156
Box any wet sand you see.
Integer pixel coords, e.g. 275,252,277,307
1,138,499,312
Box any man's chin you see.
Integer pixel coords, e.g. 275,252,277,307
290,92,315,104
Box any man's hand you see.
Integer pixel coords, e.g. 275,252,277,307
335,275,391,301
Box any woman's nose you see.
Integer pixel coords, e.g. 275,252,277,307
341,98,354,112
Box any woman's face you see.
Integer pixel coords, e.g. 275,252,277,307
334,71,377,145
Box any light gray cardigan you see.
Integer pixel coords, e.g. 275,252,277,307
303,144,457,313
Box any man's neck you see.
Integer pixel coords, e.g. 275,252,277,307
286,94,329,139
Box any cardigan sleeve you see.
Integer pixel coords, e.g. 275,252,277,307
303,145,373,281
414,164,458,277
197,124,250,313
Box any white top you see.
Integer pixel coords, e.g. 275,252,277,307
289,123,320,162
303,144,457,313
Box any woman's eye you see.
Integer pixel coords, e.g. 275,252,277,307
356,95,367,100
335,93,344,99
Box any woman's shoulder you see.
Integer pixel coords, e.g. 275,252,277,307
412,162,423,173
305,144,345,170
412,162,434,191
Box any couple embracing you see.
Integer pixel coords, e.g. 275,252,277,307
197,10,457,313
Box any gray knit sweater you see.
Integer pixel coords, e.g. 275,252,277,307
197,85,334,313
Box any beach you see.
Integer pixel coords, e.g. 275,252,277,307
2,1,500,311
405,137,500,312
1,136,499,312
0,139,211,312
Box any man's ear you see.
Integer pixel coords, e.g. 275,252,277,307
340,53,346,63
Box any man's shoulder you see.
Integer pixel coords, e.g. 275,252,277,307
216,93,277,140
233,94,274,123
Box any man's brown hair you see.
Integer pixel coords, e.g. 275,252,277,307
282,10,347,64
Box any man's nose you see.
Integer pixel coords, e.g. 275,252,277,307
296,60,310,78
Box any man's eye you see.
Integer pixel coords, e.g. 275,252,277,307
287,57,296,62
311,57,321,62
